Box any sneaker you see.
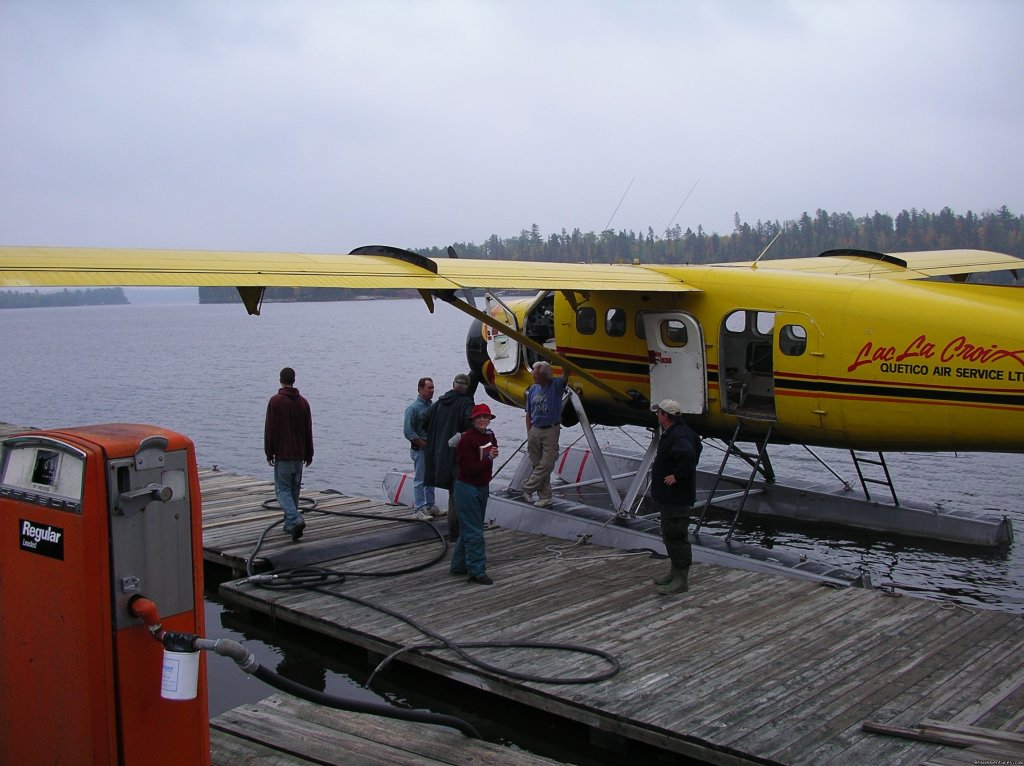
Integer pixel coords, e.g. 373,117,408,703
534,498,553,508
427,505,444,518
290,520,306,541
467,574,493,585
413,509,431,521
522,491,537,504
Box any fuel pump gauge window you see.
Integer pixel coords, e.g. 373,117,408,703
0,441,85,513
31,449,61,488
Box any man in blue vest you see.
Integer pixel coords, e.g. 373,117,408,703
521,361,569,508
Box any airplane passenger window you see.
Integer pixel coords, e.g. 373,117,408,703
779,324,807,356
635,312,646,339
660,319,688,347
724,310,746,334
756,312,775,335
605,308,627,337
576,307,597,335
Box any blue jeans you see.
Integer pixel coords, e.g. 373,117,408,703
274,460,305,528
451,480,488,578
410,448,435,511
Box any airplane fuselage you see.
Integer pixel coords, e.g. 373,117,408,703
468,265,1024,453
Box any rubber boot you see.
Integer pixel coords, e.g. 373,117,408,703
655,566,690,595
652,563,676,586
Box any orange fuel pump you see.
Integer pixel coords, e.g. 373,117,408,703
0,424,210,766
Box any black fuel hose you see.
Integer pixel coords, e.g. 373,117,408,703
190,635,480,738
251,664,481,738
253,499,449,581
242,501,621,691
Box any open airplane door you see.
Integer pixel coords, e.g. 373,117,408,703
484,293,521,375
644,312,707,415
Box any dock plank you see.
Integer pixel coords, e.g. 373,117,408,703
201,469,1024,766
211,695,564,766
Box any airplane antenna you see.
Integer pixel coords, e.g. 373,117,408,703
664,177,701,232
603,176,635,232
751,230,783,268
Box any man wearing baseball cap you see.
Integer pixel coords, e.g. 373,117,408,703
649,398,702,595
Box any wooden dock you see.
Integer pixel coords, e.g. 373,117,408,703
1,419,1021,765
198,467,1024,766
210,694,565,765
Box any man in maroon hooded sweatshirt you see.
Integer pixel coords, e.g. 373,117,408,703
264,366,314,540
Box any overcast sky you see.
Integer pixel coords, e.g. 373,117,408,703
1,0,1021,254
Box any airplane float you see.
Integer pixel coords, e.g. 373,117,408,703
2,243,1021,548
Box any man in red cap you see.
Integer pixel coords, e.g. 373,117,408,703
451,403,499,584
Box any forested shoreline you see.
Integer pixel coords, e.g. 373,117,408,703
426,205,1024,265
193,204,1022,305
0,287,128,309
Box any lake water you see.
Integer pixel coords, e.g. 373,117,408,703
2,298,1022,736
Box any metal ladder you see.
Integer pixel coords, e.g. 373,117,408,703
694,421,774,540
849,450,900,506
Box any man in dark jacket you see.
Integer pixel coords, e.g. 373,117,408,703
264,366,314,541
649,398,702,595
424,372,474,541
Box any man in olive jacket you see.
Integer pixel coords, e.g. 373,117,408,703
648,398,701,595
424,372,474,541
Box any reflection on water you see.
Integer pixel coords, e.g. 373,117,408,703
657,436,1020,612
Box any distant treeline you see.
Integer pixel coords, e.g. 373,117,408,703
0,287,129,309
426,205,1024,265
199,205,1023,304
198,286,406,304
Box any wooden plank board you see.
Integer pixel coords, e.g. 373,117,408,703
201,468,1024,766
732,609,1006,757
210,694,565,766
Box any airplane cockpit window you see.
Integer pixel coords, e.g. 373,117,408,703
525,293,555,343
661,319,688,347
779,324,807,356
524,292,556,368
724,310,746,334
635,312,647,339
576,307,597,335
605,308,627,337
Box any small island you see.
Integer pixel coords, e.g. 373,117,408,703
0,287,129,309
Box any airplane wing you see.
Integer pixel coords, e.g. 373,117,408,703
714,248,1023,280
0,244,698,400
0,245,697,293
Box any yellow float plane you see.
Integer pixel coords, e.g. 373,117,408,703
1,243,1021,544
